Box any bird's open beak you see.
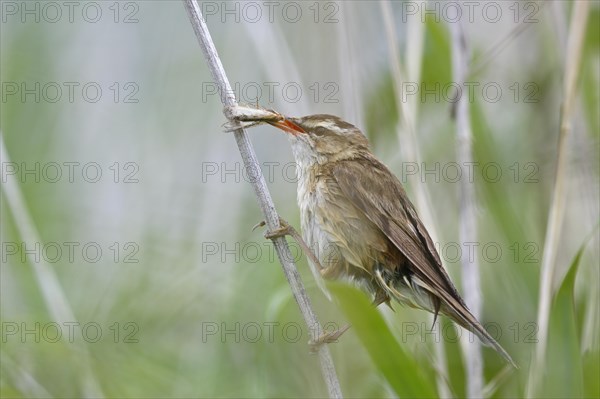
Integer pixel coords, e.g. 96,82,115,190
267,119,305,136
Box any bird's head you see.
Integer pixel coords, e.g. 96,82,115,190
268,114,370,165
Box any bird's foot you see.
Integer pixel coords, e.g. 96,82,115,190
253,217,326,273
252,217,296,240
308,324,351,353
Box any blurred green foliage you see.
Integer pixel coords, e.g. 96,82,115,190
1,2,598,398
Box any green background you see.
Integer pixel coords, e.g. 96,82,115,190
1,1,598,398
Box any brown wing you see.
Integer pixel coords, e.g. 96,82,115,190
331,155,464,305
332,155,517,367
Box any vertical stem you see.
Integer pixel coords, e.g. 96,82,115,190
181,1,343,397
450,17,484,399
527,2,590,397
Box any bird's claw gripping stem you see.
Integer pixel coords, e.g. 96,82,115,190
264,219,294,240
308,324,352,353
251,219,291,239
253,217,327,274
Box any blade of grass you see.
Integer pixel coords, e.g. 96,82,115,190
543,238,591,397
330,283,437,398
527,2,591,396
0,134,104,397
583,349,600,398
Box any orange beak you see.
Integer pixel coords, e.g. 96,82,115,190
268,119,305,136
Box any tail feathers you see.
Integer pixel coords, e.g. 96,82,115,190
379,271,517,367
441,296,518,368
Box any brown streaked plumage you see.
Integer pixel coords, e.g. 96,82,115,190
232,109,516,367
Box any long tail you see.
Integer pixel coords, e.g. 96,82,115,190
439,294,518,368
376,269,517,367
424,274,518,367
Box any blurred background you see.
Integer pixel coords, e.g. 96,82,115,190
1,1,598,398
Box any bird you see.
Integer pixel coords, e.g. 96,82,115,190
226,107,516,367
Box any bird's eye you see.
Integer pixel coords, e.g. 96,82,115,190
312,126,335,137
